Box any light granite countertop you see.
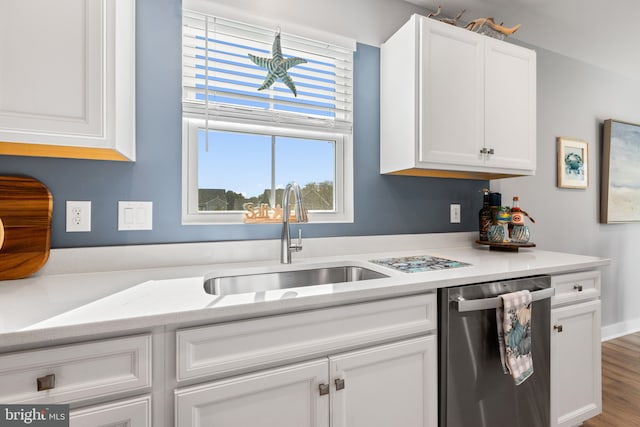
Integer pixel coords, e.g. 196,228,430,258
0,233,610,348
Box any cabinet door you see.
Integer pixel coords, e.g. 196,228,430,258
0,0,135,161
175,359,329,427
70,395,151,427
550,300,602,427
330,335,437,427
419,18,485,167
484,39,536,171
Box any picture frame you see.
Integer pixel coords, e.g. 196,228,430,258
601,119,640,223
557,137,588,189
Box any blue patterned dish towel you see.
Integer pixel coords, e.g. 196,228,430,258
497,290,533,385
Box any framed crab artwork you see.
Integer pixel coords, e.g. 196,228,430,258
557,137,589,189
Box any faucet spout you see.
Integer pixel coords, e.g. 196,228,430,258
281,182,308,264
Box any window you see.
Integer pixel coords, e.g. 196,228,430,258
181,8,355,224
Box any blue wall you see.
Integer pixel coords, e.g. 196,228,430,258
0,0,485,248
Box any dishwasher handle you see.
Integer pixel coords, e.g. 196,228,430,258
452,287,555,313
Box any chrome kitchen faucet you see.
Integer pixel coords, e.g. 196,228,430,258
280,182,308,264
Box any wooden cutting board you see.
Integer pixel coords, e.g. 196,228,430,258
0,176,53,280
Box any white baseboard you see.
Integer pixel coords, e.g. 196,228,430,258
601,318,640,341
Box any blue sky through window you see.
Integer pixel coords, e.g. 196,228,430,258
198,130,335,201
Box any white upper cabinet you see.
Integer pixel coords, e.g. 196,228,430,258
381,15,536,179
0,0,136,161
484,39,537,171
418,18,485,169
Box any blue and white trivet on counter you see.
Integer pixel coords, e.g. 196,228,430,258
369,255,470,273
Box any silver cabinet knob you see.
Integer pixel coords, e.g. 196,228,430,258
554,325,563,333
37,374,55,391
319,383,329,396
335,378,345,391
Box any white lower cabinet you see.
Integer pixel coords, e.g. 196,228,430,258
0,334,152,427
330,336,437,427
175,335,437,427
0,334,152,404
175,359,329,427
70,395,152,427
550,272,602,427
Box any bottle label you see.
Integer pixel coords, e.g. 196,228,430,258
511,212,524,225
479,216,492,240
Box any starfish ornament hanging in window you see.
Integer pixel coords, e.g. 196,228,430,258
248,29,307,97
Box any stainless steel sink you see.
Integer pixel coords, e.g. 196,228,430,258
204,265,389,296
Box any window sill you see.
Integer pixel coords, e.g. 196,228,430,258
181,211,354,225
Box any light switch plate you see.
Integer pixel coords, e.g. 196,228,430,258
118,201,153,231
450,204,461,224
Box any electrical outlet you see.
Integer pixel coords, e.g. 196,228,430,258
66,201,91,232
450,204,461,224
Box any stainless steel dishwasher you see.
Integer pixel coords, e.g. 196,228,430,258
438,275,553,427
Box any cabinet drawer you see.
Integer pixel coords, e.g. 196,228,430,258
70,395,151,427
177,293,436,381
551,271,600,307
0,334,151,404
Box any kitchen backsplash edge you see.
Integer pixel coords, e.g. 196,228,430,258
37,232,478,276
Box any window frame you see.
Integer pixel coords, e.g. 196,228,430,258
182,119,353,224
181,10,355,225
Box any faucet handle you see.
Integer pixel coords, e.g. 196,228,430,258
296,228,303,251
290,228,303,252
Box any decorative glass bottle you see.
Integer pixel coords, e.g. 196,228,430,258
509,196,525,238
479,189,492,241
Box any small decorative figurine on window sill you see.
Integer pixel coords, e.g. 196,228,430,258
242,202,303,224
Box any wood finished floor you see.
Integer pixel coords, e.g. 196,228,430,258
583,332,640,427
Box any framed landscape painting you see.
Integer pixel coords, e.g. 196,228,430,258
601,119,640,223
557,137,588,189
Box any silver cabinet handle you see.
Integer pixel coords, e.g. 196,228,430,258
554,325,563,333
37,374,55,391
480,148,488,154
319,383,329,396
453,287,555,312
574,284,583,292
488,148,495,155
335,378,345,391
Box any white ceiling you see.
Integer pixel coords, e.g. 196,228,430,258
404,0,640,80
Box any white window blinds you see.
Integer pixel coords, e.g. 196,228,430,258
182,11,355,133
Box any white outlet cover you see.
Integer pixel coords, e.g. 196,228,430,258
66,201,91,232
118,201,153,231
